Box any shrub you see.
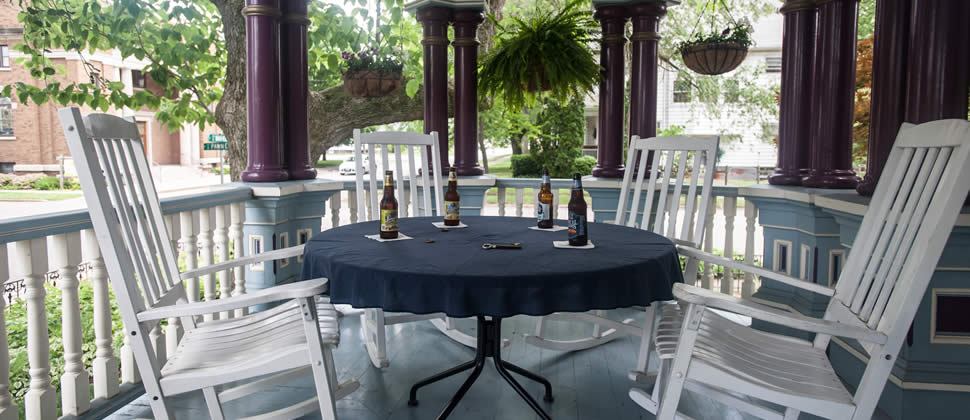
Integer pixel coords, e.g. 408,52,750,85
510,154,541,178
31,176,61,190
62,177,81,190
529,98,585,178
573,155,596,176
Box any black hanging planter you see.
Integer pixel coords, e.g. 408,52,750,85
680,41,748,76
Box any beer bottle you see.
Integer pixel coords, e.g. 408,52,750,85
567,173,588,246
537,168,553,229
444,167,460,226
380,170,399,239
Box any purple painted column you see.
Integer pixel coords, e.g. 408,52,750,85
628,3,666,173
802,0,859,189
592,6,628,179
280,0,316,180
241,0,288,182
770,0,817,186
452,10,485,176
857,0,911,196
416,7,451,173
904,0,970,124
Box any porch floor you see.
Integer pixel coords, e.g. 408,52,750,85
105,308,880,420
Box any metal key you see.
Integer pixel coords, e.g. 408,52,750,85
482,242,522,249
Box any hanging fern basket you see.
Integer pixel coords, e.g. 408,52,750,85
680,41,748,76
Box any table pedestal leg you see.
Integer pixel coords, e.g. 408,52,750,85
408,316,553,420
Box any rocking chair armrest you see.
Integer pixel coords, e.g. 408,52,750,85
136,277,329,323
672,283,888,345
677,245,835,297
179,244,306,281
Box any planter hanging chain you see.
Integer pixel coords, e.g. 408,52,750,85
687,0,742,42
680,0,749,76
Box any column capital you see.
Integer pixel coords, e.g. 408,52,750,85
780,0,818,13
452,9,484,43
594,5,629,22
628,2,667,19
416,5,453,23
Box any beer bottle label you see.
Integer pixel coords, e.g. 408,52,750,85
380,209,398,232
537,202,550,221
567,211,586,239
445,201,460,220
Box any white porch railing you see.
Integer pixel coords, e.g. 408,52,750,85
1,178,763,420
0,186,251,420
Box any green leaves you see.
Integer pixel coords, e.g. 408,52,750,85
405,78,419,98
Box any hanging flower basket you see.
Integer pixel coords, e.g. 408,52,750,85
342,71,402,98
680,41,749,76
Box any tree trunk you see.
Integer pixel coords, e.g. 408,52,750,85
478,116,489,171
510,135,523,155
211,0,248,181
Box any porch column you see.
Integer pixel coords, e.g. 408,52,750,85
280,0,316,180
857,0,911,196
802,0,859,189
453,10,485,176
241,0,288,182
628,2,666,173
417,7,452,173
592,6,628,178
904,0,970,124
770,0,817,186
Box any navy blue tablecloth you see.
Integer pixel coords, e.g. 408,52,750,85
301,216,683,318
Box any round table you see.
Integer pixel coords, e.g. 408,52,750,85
301,215,683,419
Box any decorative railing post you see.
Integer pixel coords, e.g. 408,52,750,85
198,207,217,321
0,244,18,420
743,200,759,297
14,238,56,419
214,205,232,320
701,199,716,289
163,215,182,358
49,232,89,416
722,197,737,295
180,210,200,302
497,186,507,216
330,192,341,228
348,192,359,224
230,202,247,318
83,229,119,400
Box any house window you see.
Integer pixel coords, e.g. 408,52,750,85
931,289,970,345
0,98,13,136
766,56,782,73
0,45,9,69
673,76,691,103
131,70,146,89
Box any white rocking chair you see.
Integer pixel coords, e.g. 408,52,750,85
635,119,970,420
525,135,719,376
351,129,483,368
59,107,358,420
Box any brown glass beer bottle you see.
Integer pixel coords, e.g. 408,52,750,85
537,168,553,229
567,173,588,246
444,167,460,226
380,170,399,239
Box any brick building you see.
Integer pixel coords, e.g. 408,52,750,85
0,4,221,173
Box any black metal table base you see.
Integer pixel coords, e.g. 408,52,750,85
408,316,554,420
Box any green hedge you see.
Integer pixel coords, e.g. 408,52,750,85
510,154,595,178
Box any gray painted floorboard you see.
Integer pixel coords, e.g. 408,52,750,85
104,308,889,420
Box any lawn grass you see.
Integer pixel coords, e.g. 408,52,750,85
485,158,513,178
315,160,343,168
0,191,82,201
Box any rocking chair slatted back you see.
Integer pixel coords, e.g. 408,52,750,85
818,120,970,416
615,136,720,247
353,130,444,222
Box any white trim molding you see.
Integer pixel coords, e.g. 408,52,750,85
930,288,970,345
772,239,792,275
296,228,312,264
248,234,264,272
278,232,290,268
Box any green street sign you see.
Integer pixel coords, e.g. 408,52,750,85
208,134,227,143
204,142,228,151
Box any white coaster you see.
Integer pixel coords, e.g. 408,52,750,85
553,240,595,249
364,233,413,242
432,222,468,229
529,225,568,232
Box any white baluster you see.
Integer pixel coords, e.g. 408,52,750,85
722,197,737,296
348,192,359,224
230,202,247,318
701,198,716,290
163,215,182,359
515,188,524,217
49,232,89,415
120,333,140,384
13,238,56,419
330,191,342,228
215,205,232,320
82,230,119,400
400,187,410,218
743,199,759,297
364,187,373,219
148,323,165,366
0,244,19,420
497,186,506,216
552,189,560,219
180,210,200,303
198,208,217,321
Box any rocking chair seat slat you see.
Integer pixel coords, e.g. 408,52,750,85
159,297,339,395
655,303,854,417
